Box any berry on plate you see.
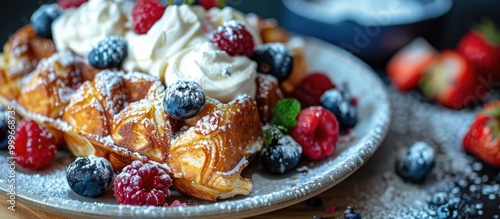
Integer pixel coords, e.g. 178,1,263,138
88,36,128,69
463,101,500,167
261,130,302,174
387,38,437,91
66,155,113,198
457,20,500,84
344,206,362,219
252,43,294,82
57,0,88,9
132,0,166,34
419,50,488,109
292,73,335,108
395,141,435,182
291,106,339,160
320,88,358,131
14,119,57,171
212,20,255,57
31,4,62,39
0,106,8,149
113,161,173,206
196,0,225,10
436,204,458,219
163,80,206,120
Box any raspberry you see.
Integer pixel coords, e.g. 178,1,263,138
132,0,166,34
57,0,88,9
14,119,58,170
113,161,173,206
212,20,255,57
292,73,335,108
197,0,224,10
291,107,339,160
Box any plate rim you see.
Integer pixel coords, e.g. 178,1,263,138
0,36,391,219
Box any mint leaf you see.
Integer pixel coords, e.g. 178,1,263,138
216,0,226,8
168,0,195,4
271,98,301,133
264,126,283,148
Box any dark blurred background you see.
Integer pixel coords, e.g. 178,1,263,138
1,0,500,69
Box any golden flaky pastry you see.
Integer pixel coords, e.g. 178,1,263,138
0,25,57,101
62,70,263,201
17,50,99,119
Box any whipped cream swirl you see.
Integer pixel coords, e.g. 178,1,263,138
123,5,209,79
165,42,257,103
52,0,128,56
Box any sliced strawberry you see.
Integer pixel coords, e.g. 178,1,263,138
387,38,437,91
457,20,500,84
419,50,488,109
57,0,88,9
463,101,500,167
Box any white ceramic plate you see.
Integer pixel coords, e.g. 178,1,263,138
0,37,390,218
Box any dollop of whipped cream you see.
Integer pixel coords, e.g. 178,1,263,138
165,42,257,103
123,5,208,79
123,5,263,80
52,0,128,56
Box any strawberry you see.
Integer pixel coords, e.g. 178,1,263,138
132,0,166,34
57,0,88,9
419,50,488,109
457,20,500,85
463,101,500,167
387,38,437,91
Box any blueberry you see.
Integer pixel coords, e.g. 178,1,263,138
320,88,358,130
163,80,206,120
344,206,362,219
431,192,448,206
436,204,458,219
66,155,113,198
396,141,435,182
88,36,128,69
261,135,302,174
252,43,294,82
0,106,8,149
31,4,62,39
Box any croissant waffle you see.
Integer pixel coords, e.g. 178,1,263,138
61,70,263,201
0,25,57,102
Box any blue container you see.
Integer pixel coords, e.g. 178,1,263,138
282,0,453,67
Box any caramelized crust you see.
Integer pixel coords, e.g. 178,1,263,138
17,50,99,118
255,73,284,123
62,70,165,161
168,96,263,201
63,71,263,201
0,25,57,101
